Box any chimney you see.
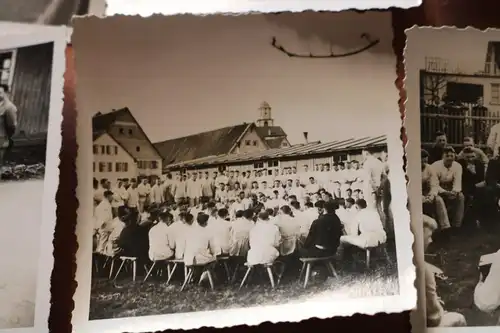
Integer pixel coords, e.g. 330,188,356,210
303,132,309,144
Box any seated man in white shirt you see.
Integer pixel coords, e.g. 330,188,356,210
208,208,232,256
340,198,386,250
228,209,255,257
148,211,175,261
431,146,465,229
423,214,467,327
474,249,500,314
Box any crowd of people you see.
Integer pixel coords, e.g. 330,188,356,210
422,131,500,327
91,147,393,287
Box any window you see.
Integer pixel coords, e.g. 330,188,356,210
151,161,158,169
245,140,251,146
492,83,500,105
100,145,105,154
252,140,257,146
282,142,288,147
106,145,112,155
128,129,133,136
253,162,264,168
98,162,105,172
114,146,118,155
107,162,112,172
119,128,124,134
123,163,128,172
136,146,140,152
93,162,95,172
0,50,16,90
93,145,98,154
267,160,278,168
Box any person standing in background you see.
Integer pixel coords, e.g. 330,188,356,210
0,84,17,169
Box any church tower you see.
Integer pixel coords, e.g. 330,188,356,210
256,101,274,127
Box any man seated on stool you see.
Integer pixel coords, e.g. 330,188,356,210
300,201,343,280
339,198,387,251
423,214,467,327
474,249,500,316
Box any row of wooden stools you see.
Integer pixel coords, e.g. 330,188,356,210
95,243,391,290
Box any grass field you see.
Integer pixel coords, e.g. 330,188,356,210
426,223,500,327
89,247,399,320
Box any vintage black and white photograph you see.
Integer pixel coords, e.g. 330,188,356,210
405,27,500,332
0,27,65,333
0,0,104,26
72,12,413,332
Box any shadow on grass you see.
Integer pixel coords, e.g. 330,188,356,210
89,251,400,320
427,223,500,327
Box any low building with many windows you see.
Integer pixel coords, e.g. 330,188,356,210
92,107,163,184
164,135,388,176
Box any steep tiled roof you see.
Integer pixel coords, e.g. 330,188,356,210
255,126,287,138
92,107,162,160
166,134,387,169
265,137,286,149
92,108,128,140
154,123,252,165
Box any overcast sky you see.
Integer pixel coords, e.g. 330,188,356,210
406,27,500,73
74,12,400,145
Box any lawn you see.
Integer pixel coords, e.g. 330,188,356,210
89,246,399,320
426,223,500,327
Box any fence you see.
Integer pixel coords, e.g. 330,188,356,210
421,104,500,150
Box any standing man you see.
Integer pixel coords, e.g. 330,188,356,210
362,147,385,210
0,84,17,168
487,121,500,159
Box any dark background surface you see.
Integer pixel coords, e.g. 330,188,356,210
50,1,500,332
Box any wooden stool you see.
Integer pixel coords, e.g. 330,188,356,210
298,256,338,288
216,256,232,282
181,263,215,291
113,256,138,282
365,243,391,269
239,263,277,289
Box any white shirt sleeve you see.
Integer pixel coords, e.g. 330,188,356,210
474,250,500,313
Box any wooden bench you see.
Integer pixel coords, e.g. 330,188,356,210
239,262,280,289
298,256,338,288
113,256,138,282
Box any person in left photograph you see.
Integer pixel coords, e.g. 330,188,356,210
0,0,104,26
0,26,65,332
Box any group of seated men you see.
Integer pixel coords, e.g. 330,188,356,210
422,133,500,327
92,185,389,285
421,133,500,235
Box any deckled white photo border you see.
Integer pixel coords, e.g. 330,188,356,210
104,0,422,16
71,18,415,330
405,25,500,333
0,26,66,333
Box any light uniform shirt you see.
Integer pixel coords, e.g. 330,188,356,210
421,163,439,197
208,218,232,255
148,222,174,261
247,220,281,265
127,187,139,208
228,217,254,257
362,156,385,193
474,250,500,313
137,183,150,200
487,123,500,158
274,214,301,256
183,224,218,266
305,183,320,194
187,179,202,198
341,208,387,248
93,199,113,230
430,160,463,193
150,184,164,204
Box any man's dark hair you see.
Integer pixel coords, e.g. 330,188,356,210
0,84,9,93
324,201,339,213
355,198,367,209
235,210,244,218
